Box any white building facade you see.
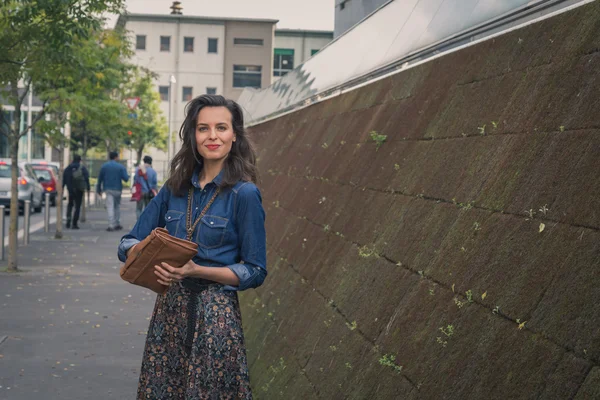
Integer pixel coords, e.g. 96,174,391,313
116,13,278,177
273,29,334,81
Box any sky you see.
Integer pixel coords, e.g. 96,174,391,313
107,0,335,31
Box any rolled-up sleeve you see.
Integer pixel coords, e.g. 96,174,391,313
224,183,267,291
117,186,169,262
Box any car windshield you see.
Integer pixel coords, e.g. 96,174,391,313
34,169,52,180
0,165,10,178
32,164,58,175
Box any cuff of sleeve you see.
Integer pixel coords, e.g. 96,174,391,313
224,263,261,291
118,238,141,262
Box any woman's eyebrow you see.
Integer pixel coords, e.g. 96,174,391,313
197,122,229,126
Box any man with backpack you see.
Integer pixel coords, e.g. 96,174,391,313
96,151,130,232
63,155,90,229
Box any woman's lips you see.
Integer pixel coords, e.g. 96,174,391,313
206,145,220,150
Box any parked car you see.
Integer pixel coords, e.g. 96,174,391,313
32,165,58,206
30,161,60,179
0,162,44,214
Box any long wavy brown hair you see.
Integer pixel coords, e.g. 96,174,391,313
166,95,259,196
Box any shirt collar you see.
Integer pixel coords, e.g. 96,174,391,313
191,165,224,189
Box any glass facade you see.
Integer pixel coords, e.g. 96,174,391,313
0,110,45,160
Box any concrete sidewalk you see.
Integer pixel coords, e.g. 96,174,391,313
0,199,155,400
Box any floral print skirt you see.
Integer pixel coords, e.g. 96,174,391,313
137,280,252,399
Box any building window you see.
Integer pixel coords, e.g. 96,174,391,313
311,49,319,56
234,38,264,46
160,36,171,52
274,49,294,77
233,65,262,88
159,86,169,101
206,87,217,95
136,35,146,50
184,37,194,52
208,38,218,53
182,87,193,102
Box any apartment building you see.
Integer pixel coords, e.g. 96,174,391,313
273,29,334,80
116,12,277,165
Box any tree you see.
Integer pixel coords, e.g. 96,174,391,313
38,27,134,238
123,68,168,165
0,0,124,271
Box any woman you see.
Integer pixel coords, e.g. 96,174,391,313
133,156,158,220
118,95,267,399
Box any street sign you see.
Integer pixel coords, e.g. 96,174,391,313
126,97,140,110
128,113,137,119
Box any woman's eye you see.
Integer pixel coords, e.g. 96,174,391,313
218,126,227,131
198,127,207,132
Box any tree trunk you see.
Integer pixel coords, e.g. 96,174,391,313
136,143,145,166
55,145,65,239
7,134,20,271
80,128,88,223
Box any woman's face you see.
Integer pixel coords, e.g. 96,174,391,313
195,106,236,163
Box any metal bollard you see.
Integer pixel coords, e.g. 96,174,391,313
0,205,4,260
23,200,31,246
44,193,50,233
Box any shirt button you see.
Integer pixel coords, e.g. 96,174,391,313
210,221,214,225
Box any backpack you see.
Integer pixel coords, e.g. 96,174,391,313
72,165,87,191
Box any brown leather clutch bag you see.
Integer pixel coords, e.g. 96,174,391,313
120,227,198,294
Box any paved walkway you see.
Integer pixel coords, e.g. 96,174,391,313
0,198,154,400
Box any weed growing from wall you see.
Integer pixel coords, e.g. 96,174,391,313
370,130,387,150
437,325,455,347
379,354,403,374
465,290,474,303
358,245,376,258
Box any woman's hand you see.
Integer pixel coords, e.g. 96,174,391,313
154,260,197,287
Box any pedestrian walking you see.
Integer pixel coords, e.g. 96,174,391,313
118,95,267,399
133,155,158,220
97,151,130,232
62,155,90,229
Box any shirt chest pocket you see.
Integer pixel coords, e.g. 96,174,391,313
196,215,228,249
165,210,184,237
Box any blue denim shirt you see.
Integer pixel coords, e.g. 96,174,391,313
117,169,267,291
97,160,130,192
135,165,158,194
